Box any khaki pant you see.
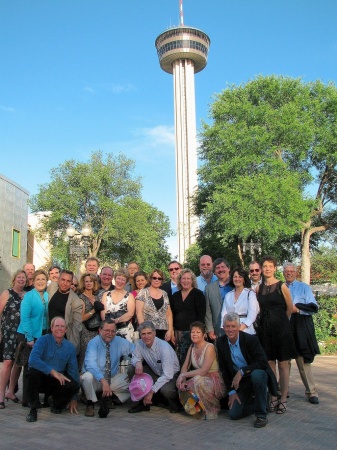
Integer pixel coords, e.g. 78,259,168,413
80,371,130,403
295,357,317,396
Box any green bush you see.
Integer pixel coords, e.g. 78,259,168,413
313,296,337,354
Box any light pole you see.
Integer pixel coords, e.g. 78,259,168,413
66,224,92,271
242,239,262,262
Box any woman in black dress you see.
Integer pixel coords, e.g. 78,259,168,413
257,256,297,414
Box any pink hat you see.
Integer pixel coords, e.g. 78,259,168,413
129,373,153,401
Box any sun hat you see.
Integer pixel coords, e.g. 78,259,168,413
129,373,154,401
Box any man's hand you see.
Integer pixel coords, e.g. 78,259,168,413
101,378,112,397
231,370,243,390
50,369,70,385
143,390,154,406
208,331,216,341
135,361,143,375
228,392,241,409
68,399,78,415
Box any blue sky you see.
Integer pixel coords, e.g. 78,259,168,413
1,0,336,257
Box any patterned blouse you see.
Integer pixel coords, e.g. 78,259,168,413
136,287,170,330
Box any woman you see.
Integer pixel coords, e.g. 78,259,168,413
131,271,149,299
170,269,206,366
101,268,135,342
136,269,173,342
220,267,259,335
17,269,49,406
0,270,27,408
177,321,225,420
256,256,297,414
78,273,103,370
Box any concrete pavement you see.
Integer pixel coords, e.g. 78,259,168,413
0,355,336,450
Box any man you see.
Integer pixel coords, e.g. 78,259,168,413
23,263,35,292
249,261,262,292
216,313,277,428
97,266,115,300
81,319,134,418
128,321,181,414
205,258,232,340
205,258,233,341
196,255,217,293
47,269,83,354
25,317,79,422
125,261,140,293
161,260,182,302
85,257,100,276
283,262,320,404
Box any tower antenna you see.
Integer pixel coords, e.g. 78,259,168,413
179,0,184,26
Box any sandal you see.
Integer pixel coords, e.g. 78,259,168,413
269,399,279,412
0,402,5,410
5,395,21,404
276,401,287,414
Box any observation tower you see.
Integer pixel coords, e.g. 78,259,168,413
155,1,210,263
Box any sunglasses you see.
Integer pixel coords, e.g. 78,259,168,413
151,276,163,281
249,269,260,273
169,267,180,272
71,283,79,287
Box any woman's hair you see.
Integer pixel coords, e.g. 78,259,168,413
190,321,206,334
134,271,149,288
177,268,198,290
260,255,278,268
114,268,129,281
11,270,27,287
229,266,251,288
79,273,100,293
149,269,165,283
33,269,48,282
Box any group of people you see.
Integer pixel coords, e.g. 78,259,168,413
0,254,320,428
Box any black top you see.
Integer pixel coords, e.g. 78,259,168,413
48,290,69,325
170,287,206,331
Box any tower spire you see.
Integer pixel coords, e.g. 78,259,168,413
179,0,184,26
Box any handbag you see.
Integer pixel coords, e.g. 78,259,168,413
106,310,130,329
84,312,101,330
14,341,32,367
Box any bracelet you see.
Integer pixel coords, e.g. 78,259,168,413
89,311,93,316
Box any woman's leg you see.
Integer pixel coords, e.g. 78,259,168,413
6,364,22,398
0,360,14,402
278,360,290,404
267,360,278,409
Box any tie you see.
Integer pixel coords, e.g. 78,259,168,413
105,343,111,384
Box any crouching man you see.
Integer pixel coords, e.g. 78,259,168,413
216,313,278,428
80,319,134,418
26,317,79,422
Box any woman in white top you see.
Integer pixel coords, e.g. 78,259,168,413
220,267,259,335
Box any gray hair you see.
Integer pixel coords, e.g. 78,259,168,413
223,312,240,326
138,321,156,333
283,262,296,271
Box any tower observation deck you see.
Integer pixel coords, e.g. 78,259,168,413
155,25,210,263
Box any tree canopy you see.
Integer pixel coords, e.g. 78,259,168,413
30,150,172,272
195,76,337,281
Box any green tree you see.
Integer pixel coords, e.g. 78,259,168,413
195,76,337,281
310,246,337,284
30,151,172,272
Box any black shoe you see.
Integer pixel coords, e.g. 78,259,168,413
254,417,268,428
98,398,110,418
309,396,319,404
169,405,183,413
26,409,37,422
22,402,29,408
51,407,62,414
128,403,150,414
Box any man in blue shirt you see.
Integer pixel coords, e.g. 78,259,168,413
283,263,320,404
196,255,218,293
81,319,134,418
216,313,277,428
26,317,79,423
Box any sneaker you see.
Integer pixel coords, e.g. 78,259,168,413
254,417,268,428
85,405,95,417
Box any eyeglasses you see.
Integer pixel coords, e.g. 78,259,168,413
151,277,163,281
169,267,180,272
71,284,79,287
250,269,260,273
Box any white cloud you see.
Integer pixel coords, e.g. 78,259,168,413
140,125,175,146
0,105,15,113
105,83,136,94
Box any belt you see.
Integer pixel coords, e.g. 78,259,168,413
239,314,247,318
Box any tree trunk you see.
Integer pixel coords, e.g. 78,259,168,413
301,229,311,284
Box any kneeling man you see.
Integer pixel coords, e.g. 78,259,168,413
26,317,79,422
81,319,134,418
128,321,181,413
216,313,277,428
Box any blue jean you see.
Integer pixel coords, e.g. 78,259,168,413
228,369,268,420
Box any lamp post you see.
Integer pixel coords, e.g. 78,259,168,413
66,224,92,269
242,239,262,262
